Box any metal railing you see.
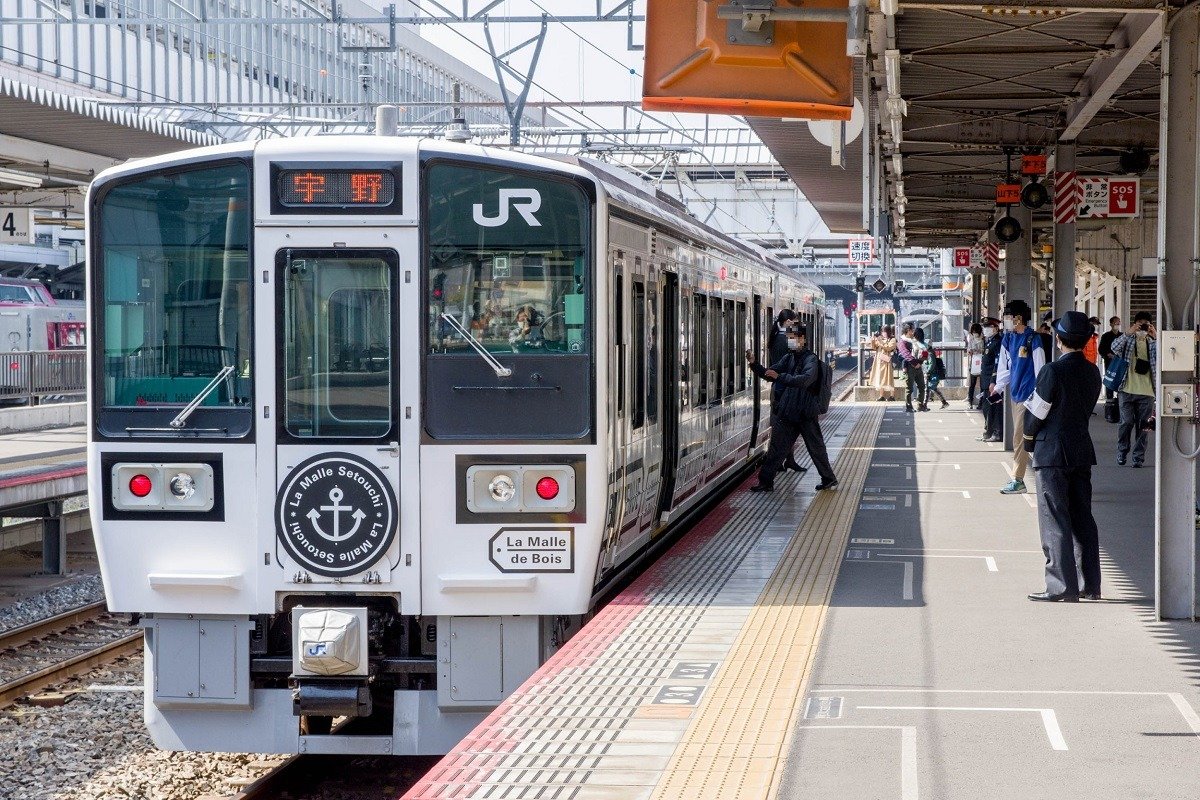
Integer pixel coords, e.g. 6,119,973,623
0,351,87,405
857,343,969,387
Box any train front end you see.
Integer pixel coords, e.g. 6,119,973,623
86,138,604,754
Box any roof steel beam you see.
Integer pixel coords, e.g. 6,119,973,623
1061,13,1163,141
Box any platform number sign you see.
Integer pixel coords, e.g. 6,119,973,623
0,208,31,242
848,238,874,264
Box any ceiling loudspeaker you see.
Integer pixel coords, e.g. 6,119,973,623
994,215,1023,244
1119,147,1151,175
1021,180,1049,210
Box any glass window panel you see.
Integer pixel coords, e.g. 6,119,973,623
283,254,392,438
98,162,252,411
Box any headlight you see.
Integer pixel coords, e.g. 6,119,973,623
488,474,516,502
169,472,196,499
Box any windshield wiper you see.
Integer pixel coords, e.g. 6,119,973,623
170,365,236,429
440,313,513,378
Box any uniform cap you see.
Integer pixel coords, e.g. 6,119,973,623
1053,311,1093,338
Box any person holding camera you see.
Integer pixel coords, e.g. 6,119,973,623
1109,310,1157,467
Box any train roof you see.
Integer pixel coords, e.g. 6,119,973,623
89,136,820,300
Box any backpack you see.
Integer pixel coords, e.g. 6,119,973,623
814,357,833,415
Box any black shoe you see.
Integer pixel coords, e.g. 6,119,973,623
905,405,914,413
941,401,949,409
1132,461,1144,469
785,462,808,474
918,405,930,412
1117,456,1126,466
1027,591,1079,602
1080,591,1102,601
749,483,774,492
816,479,839,491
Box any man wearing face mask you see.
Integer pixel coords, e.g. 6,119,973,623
989,299,1046,494
976,318,1004,442
1109,311,1157,467
746,325,837,492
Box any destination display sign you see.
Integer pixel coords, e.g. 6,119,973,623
270,162,403,215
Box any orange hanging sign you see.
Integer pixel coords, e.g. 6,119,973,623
996,183,1022,205
1020,154,1047,176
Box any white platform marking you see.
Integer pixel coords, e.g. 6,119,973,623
795,725,919,800
876,553,999,572
858,705,1068,751
1168,693,1200,735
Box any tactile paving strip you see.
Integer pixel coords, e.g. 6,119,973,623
650,405,883,800
403,406,867,800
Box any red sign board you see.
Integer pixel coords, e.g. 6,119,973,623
1108,179,1139,217
995,183,1021,205
1021,154,1047,176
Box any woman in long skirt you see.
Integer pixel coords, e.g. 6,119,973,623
868,324,897,401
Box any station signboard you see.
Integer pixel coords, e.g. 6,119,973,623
0,208,32,243
953,246,984,269
1077,176,1140,219
848,238,874,264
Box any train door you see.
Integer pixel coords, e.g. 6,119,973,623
267,240,408,594
654,272,680,523
749,293,762,448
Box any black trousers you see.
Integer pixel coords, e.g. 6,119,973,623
768,402,802,469
759,414,803,488
1033,466,1101,596
968,374,979,406
759,414,835,487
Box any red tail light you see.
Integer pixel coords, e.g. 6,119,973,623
129,474,153,497
535,476,560,500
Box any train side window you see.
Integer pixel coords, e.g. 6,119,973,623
615,272,624,417
631,279,646,430
764,306,773,361
707,295,719,405
680,289,691,408
647,282,659,424
694,293,707,406
735,300,747,391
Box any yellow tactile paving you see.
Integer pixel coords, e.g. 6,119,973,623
648,405,884,800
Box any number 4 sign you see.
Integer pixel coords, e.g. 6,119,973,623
0,208,31,242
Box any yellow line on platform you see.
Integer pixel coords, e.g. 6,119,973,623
650,406,884,800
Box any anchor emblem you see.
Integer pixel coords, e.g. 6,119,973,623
305,487,367,542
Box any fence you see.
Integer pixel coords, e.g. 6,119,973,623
0,351,87,405
857,343,970,387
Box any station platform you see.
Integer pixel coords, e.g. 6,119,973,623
403,401,1200,800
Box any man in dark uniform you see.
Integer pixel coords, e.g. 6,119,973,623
1022,311,1103,602
976,317,1004,442
765,309,805,475
746,324,837,492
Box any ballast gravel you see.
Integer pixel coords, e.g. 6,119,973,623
0,574,105,634
0,656,280,800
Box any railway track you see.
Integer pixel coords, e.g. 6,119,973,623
0,600,142,707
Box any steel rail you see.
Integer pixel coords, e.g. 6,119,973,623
0,631,143,708
0,600,106,651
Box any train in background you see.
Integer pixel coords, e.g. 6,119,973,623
0,277,85,352
86,135,825,755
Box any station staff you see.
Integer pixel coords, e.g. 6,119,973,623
990,299,1046,494
1022,312,1102,602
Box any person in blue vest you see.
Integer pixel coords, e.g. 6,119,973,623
988,299,1046,494
1022,312,1102,601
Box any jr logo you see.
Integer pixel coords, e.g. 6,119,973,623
472,188,542,227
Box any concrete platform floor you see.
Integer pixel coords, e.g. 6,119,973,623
787,402,1200,800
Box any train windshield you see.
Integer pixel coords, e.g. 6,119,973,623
94,161,252,435
425,163,588,356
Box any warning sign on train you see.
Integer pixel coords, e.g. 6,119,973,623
490,527,575,573
276,454,397,577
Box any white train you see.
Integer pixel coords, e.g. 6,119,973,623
86,135,824,754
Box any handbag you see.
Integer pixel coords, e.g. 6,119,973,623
1104,398,1120,424
1134,357,1151,375
1103,356,1128,392
970,353,983,376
